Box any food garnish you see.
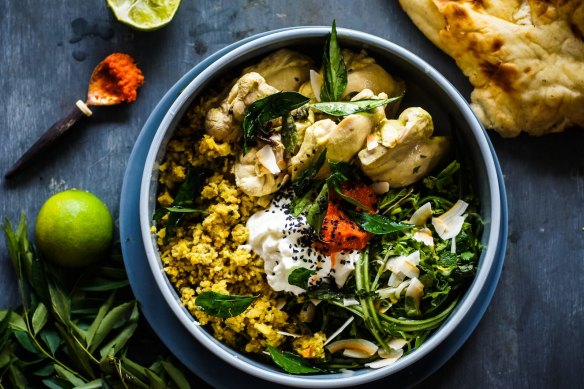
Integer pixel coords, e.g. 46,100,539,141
153,21,483,374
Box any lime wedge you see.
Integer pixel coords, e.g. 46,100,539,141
106,0,181,31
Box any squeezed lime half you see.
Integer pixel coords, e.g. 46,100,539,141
106,0,181,31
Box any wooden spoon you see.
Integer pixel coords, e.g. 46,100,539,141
5,53,143,179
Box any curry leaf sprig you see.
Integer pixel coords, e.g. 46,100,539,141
320,20,347,102
1,215,191,389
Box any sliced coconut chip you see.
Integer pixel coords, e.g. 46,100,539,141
371,181,389,194
432,200,469,240
324,316,354,346
386,253,420,280
408,202,432,226
276,331,302,338
256,144,281,174
405,277,424,313
366,133,379,150
388,271,406,287
343,297,360,306
309,69,323,102
387,338,408,350
377,280,410,302
343,349,372,358
412,228,434,247
367,348,404,368
326,338,378,357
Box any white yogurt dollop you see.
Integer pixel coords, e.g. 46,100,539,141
246,194,359,295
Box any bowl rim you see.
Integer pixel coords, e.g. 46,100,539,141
139,26,502,387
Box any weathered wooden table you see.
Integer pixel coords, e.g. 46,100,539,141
1,1,583,387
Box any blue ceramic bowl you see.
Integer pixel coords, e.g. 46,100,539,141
138,27,506,387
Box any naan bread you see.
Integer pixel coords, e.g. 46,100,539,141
399,0,584,137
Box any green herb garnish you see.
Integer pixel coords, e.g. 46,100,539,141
320,20,347,102
242,92,310,154
287,268,317,289
153,169,209,239
306,183,329,235
195,291,256,318
345,210,413,234
281,112,298,153
267,345,321,374
291,148,327,196
310,96,402,116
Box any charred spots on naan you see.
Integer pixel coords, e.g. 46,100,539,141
480,61,518,92
491,37,503,52
570,22,584,41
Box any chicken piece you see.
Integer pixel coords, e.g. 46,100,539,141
243,49,313,92
358,107,449,187
204,72,278,143
343,49,406,99
235,146,288,197
290,90,387,180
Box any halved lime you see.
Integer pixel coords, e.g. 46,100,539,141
106,0,181,31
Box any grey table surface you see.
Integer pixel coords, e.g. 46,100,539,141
1,1,583,388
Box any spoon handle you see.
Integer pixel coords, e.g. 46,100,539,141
5,101,92,179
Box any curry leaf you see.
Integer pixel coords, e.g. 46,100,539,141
14,330,40,355
267,345,321,374
195,292,257,318
160,360,191,389
320,20,347,102
40,328,61,355
306,183,329,235
89,301,135,353
281,112,298,153
99,302,139,358
243,92,310,154
346,210,413,235
31,302,48,335
288,268,317,289
54,364,86,386
310,96,402,116
291,149,327,196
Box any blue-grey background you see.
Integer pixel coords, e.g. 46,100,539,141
1,1,583,387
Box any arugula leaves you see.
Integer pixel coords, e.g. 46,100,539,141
320,20,347,102
195,291,256,318
242,92,310,154
345,209,413,235
310,96,403,116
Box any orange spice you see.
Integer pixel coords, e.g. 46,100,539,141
90,53,144,103
315,181,377,255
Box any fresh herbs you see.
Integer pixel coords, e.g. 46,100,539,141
242,92,310,154
345,210,413,235
291,149,327,196
194,291,257,318
1,215,191,388
310,96,403,117
281,112,298,153
267,345,321,374
320,20,347,102
305,183,329,235
288,268,317,290
153,168,209,239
